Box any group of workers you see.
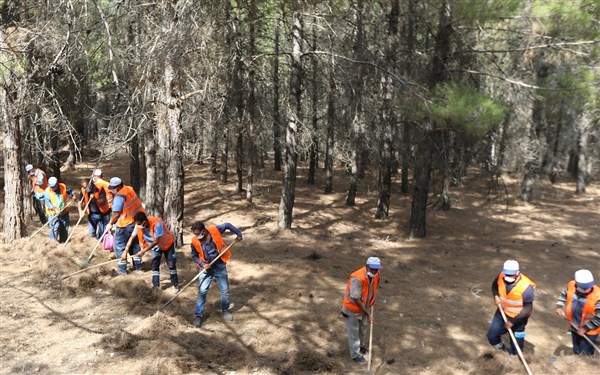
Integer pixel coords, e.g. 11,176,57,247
25,163,243,327
25,164,598,364
342,258,598,365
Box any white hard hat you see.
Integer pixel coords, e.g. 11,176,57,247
502,260,519,276
25,164,34,172
93,169,102,176
575,269,594,289
48,177,58,187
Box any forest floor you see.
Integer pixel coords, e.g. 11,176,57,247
0,158,599,375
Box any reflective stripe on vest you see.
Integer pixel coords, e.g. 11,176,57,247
191,226,231,264
45,183,69,217
137,217,174,251
94,179,113,204
565,281,600,335
497,273,536,318
115,186,144,227
342,266,380,314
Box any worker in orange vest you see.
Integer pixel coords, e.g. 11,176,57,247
78,177,111,239
555,269,600,355
25,164,48,224
44,177,75,243
105,177,145,274
487,260,536,355
190,221,243,328
341,257,381,365
123,211,179,292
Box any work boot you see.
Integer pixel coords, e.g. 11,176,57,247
193,317,203,328
223,310,233,322
172,286,180,294
352,356,367,365
359,346,369,355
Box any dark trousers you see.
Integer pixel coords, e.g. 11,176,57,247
150,245,178,288
33,197,47,224
487,310,528,354
571,329,598,355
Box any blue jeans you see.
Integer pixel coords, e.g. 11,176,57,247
571,329,598,355
150,245,178,288
114,224,141,273
49,212,70,243
87,212,110,239
487,311,528,354
195,266,230,318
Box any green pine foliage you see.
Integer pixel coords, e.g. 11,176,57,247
429,82,507,136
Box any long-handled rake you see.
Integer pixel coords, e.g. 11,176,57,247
62,197,93,248
74,226,111,267
367,305,374,374
27,201,73,241
162,241,238,310
498,304,534,375
62,258,118,280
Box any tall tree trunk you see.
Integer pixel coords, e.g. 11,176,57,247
375,0,399,219
278,3,302,229
346,0,367,206
307,25,318,185
129,120,141,193
272,18,283,172
324,75,335,194
2,85,25,242
575,112,590,194
143,121,158,215
220,129,229,183
410,1,452,237
245,0,257,202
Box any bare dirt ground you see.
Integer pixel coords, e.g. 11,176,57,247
1,160,599,375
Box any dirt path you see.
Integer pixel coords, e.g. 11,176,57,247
1,165,599,374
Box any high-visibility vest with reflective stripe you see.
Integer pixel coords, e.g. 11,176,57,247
136,217,174,251
81,186,111,214
342,266,380,313
191,226,231,263
94,178,113,204
45,183,69,217
497,273,536,318
114,186,144,227
565,281,600,335
31,168,48,194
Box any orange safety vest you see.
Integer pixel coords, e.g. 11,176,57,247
94,178,113,204
191,226,231,264
30,168,48,194
565,281,600,335
136,217,174,251
342,266,380,314
45,183,69,217
497,273,536,318
80,186,110,214
114,185,144,227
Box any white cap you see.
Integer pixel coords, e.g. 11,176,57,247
25,164,34,172
502,260,519,276
48,177,58,187
108,177,122,189
93,169,102,176
366,256,382,270
575,269,594,289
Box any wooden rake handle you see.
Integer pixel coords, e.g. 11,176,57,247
497,304,534,375
566,319,600,353
63,259,118,279
27,201,73,241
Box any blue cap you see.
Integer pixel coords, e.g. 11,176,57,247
108,177,122,189
366,257,382,270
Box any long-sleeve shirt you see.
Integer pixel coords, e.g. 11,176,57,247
556,288,600,332
492,275,534,323
191,223,242,270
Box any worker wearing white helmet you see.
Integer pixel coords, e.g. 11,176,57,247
44,176,75,243
487,260,536,355
25,163,48,224
555,269,600,355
